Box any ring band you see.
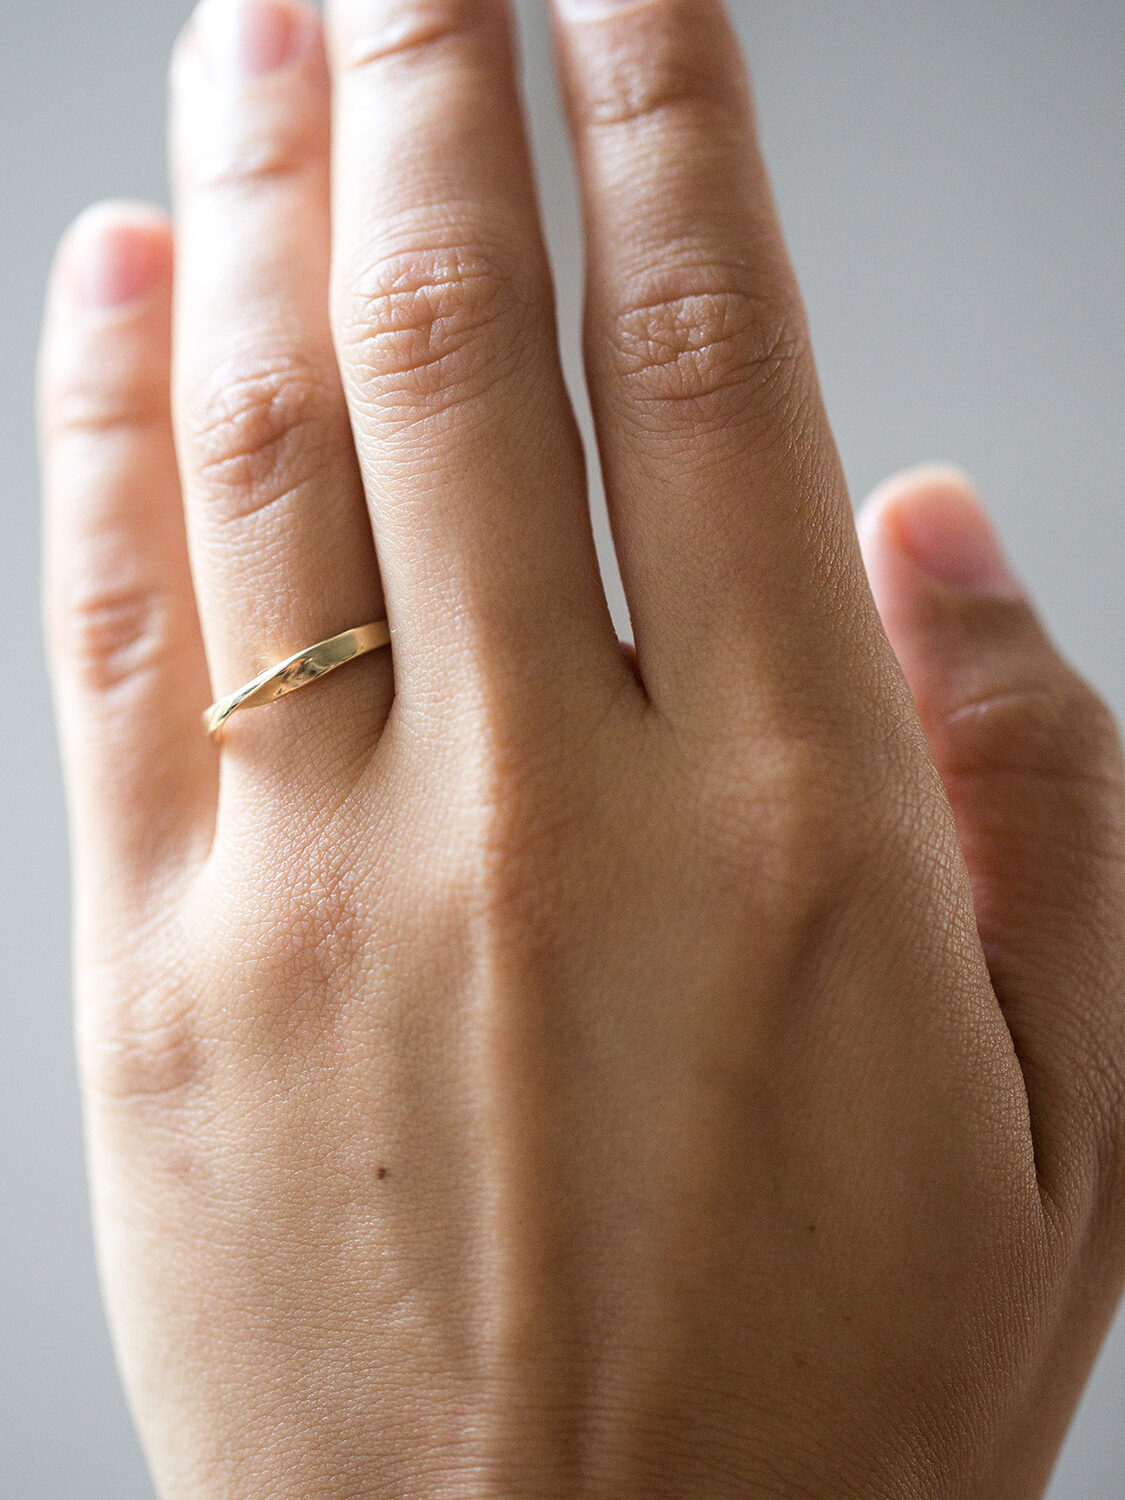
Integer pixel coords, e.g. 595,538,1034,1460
203,622,391,742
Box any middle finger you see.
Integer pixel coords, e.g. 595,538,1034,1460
327,0,627,718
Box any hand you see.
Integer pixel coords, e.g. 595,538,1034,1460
39,1,1125,1495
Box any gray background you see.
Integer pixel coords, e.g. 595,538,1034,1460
2,0,1123,1493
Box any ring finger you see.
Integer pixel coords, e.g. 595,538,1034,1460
171,0,391,774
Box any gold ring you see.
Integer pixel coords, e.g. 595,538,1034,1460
203,622,391,742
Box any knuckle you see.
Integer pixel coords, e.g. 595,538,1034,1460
171,37,321,193
421,709,583,928
52,582,180,695
47,368,169,444
78,968,203,1106
185,357,346,523
173,81,320,194
940,672,1125,797
680,686,938,928
582,62,701,134
183,136,311,196
606,276,811,432
82,1008,200,1104
339,0,488,73
757,751,876,888
338,240,541,420
574,4,739,132
695,723,898,907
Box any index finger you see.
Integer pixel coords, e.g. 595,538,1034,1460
555,0,887,731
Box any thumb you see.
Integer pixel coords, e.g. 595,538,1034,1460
858,465,1125,1220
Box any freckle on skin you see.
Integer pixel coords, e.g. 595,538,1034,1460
377,1167,390,1180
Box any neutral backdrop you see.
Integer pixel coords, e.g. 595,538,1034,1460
2,1,1123,1494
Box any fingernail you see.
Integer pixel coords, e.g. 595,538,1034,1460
555,0,643,16
73,213,169,310
193,0,313,79
891,472,1024,600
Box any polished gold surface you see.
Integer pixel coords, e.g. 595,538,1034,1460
203,622,391,741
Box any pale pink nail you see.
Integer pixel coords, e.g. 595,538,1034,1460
892,474,1024,600
194,0,313,80
555,0,644,16
75,216,169,310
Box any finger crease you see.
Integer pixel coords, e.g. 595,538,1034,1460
342,16,481,74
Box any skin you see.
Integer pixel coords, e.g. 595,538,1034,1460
37,0,1125,1496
